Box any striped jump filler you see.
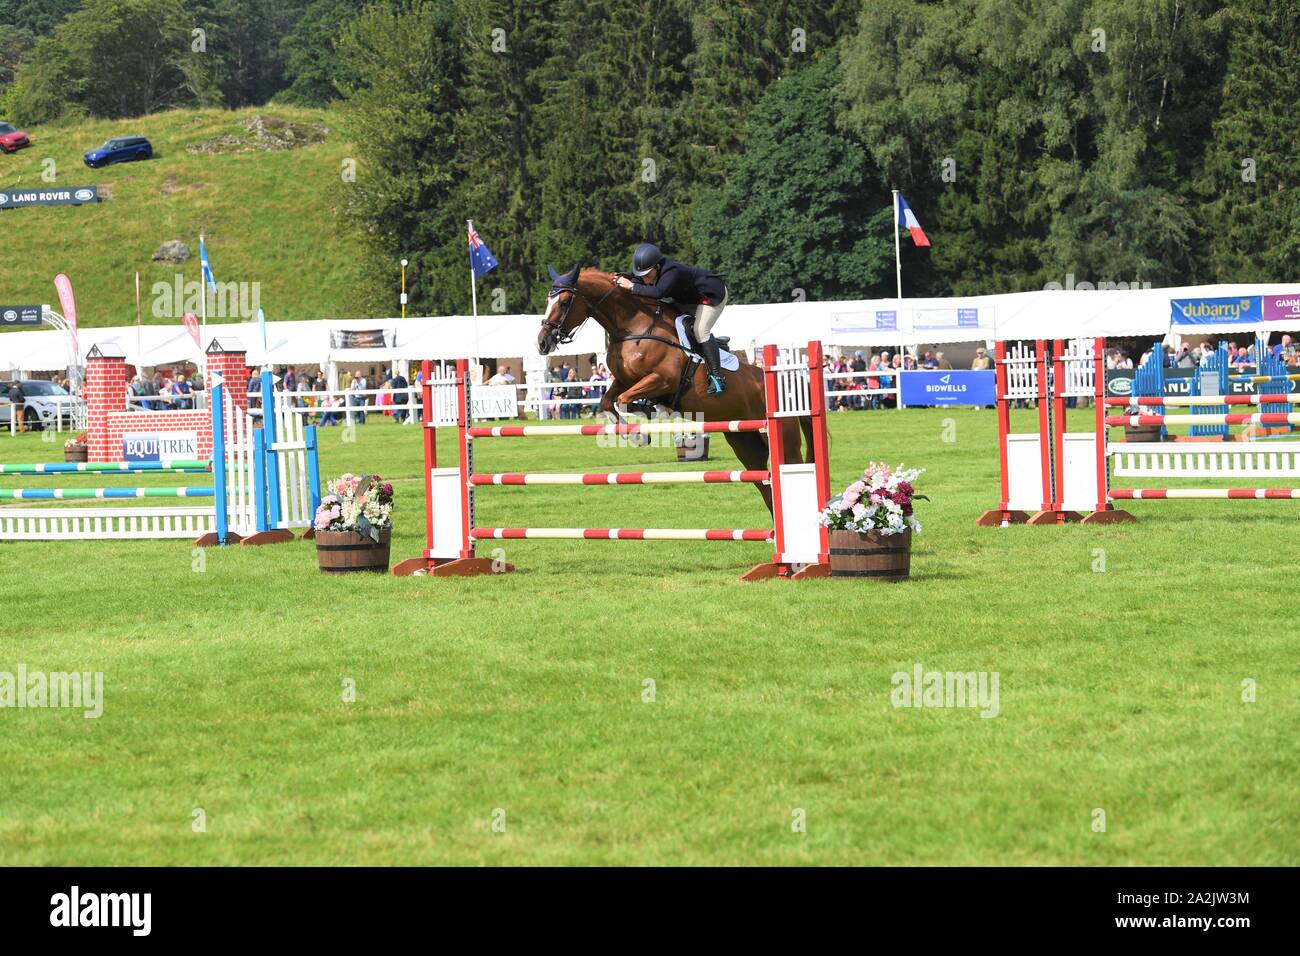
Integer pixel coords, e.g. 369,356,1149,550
0,460,212,474
472,470,771,486
0,487,214,500
1105,412,1300,427
1103,394,1300,407
472,528,775,541
467,420,767,438
1111,488,1300,499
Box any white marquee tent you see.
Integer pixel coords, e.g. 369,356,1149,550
4,282,1300,375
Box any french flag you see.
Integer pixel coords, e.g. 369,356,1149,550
897,193,930,247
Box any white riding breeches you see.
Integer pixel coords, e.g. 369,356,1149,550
691,287,728,339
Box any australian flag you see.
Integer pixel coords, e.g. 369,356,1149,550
467,220,498,279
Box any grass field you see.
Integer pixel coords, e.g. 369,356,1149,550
0,406,1295,865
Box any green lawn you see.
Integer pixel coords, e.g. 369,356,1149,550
0,407,1295,865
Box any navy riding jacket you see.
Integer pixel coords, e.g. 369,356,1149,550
629,257,726,305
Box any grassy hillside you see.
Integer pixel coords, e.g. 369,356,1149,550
0,107,368,327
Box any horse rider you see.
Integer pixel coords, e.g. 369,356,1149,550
613,243,729,394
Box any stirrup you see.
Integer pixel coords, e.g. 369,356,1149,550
707,373,726,395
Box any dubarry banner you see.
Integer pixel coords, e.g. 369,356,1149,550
1170,296,1262,326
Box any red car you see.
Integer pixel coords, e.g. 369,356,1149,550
0,121,31,153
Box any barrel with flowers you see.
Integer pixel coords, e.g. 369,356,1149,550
818,462,924,581
313,473,395,573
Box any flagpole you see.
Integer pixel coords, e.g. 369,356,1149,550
468,219,480,379
135,270,142,366
893,189,902,299
199,233,207,328
893,189,903,398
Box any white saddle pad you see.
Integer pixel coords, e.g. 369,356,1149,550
674,316,740,371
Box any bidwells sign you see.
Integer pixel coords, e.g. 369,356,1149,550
123,432,199,461
0,187,98,209
900,370,995,407
1169,296,1262,326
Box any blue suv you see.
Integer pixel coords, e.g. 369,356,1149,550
84,136,153,168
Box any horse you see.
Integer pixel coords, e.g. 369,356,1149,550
537,264,815,514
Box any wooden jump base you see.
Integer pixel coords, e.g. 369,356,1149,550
979,335,1300,524
0,368,320,546
394,341,833,581
471,470,770,486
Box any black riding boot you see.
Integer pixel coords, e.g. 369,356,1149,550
699,335,726,394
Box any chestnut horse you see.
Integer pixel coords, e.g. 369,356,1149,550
537,265,814,513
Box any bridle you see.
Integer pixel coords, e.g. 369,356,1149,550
540,271,618,352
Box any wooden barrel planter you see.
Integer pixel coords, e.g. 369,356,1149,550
1124,424,1163,443
315,528,391,573
64,445,88,462
828,529,912,582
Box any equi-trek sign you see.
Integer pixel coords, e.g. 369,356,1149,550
123,432,199,461
0,187,98,209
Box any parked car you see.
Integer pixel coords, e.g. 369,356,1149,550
0,379,83,431
0,121,31,153
83,136,153,168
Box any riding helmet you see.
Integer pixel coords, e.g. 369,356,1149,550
632,243,662,277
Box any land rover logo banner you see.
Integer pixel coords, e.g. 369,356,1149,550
0,305,42,326
0,187,99,209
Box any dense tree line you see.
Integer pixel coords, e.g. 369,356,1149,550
1,0,1295,316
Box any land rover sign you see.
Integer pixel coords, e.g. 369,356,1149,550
0,305,42,326
0,187,99,209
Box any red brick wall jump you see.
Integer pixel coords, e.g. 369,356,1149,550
86,347,250,463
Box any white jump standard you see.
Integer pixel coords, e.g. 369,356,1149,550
978,335,1300,524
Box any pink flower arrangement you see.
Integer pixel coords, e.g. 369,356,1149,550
820,462,925,536
314,472,394,541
